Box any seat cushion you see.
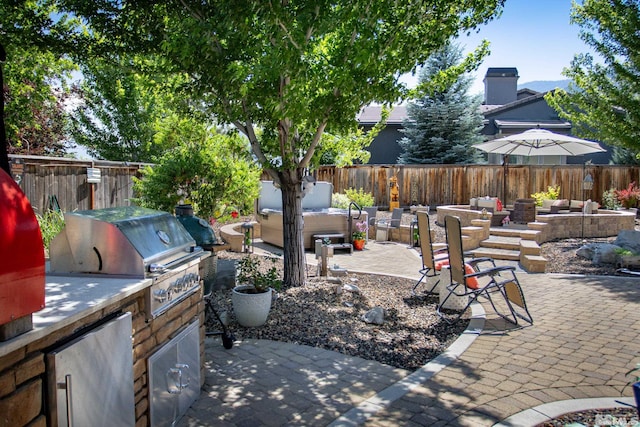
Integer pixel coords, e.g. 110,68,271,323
464,264,480,289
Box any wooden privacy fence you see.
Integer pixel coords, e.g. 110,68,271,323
8,155,147,215
8,155,640,214
315,164,640,209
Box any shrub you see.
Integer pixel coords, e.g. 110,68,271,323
331,192,350,209
602,188,621,210
614,182,640,209
132,133,261,220
530,185,561,206
344,188,375,207
36,210,65,251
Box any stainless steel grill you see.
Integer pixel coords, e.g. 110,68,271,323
49,206,209,318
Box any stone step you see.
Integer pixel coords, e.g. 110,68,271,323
468,247,521,261
488,227,525,238
519,239,541,256
521,254,547,273
479,235,521,251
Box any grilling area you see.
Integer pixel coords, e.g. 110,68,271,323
0,169,215,427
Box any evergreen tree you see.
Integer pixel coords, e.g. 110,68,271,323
611,146,640,165
398,43,484,164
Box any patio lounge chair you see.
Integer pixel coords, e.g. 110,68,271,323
375,207,403,241
437,215,533,326
412,211,449,295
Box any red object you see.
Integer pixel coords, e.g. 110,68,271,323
496,198,503,212
353,239,365,250
231,211,239,219
0,168,45,325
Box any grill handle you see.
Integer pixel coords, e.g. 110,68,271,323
148,248,204,274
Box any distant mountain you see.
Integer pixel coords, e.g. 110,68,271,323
518,80,571,93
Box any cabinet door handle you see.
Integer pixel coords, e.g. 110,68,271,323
58,374,74,427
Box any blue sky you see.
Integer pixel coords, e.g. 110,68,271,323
402,0,593,95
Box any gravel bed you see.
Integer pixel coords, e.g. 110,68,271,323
209,252,468,372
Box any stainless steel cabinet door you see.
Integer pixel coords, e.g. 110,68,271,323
148,320,200,427
47,312,135,427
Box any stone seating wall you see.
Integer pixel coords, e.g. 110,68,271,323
436,205,636,243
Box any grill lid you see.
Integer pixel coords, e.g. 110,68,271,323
49,207,199,277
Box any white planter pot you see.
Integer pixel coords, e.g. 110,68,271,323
232,285,273,327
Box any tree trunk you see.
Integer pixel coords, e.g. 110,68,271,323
279,169,306,287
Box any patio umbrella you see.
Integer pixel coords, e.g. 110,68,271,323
474,128,606,157
474,128,606,206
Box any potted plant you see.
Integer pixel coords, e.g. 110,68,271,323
232,255,281,327
352,220,367,250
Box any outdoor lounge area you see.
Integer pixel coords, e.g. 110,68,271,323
435,204,636,242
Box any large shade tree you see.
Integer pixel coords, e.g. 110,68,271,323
545,0,640,151
60,0,505,286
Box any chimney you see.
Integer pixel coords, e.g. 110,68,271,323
483,67,519,105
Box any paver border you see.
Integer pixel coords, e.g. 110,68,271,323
328,302,486,426
494,397,637,427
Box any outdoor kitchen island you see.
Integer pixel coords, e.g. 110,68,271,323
0,260,208,427
0,207,211,427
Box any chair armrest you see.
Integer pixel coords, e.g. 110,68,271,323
466,257,497,269
376,218,402,228
466,264,515,280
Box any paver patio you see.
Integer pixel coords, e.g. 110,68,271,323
179,241,640,427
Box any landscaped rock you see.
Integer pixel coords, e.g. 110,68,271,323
343,283,360,293
362,307,384,325
577,243,622,265
614,230,640,254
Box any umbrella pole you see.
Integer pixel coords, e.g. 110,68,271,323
502,155,509,206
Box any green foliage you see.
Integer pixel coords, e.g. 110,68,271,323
614,182,640,209
69,55,193,162
1,1,82,157
58,0,505,287
602,188,622,210
398,42,484,164
36,210,65,251
331,193,351,209
132,132,261,220
544,0,640,151
614,248,635,256
611,146,640,165
344,188,375,208
236,255,282,293
530,185,561,206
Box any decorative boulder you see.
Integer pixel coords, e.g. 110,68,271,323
578,243,622,265
614,230,640,254
362,307,385,325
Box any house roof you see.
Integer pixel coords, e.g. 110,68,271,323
357,105,408,125
482,91,548,117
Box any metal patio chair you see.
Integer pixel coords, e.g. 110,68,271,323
375,207,403,241
412,211,449,295
437,215,533,326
